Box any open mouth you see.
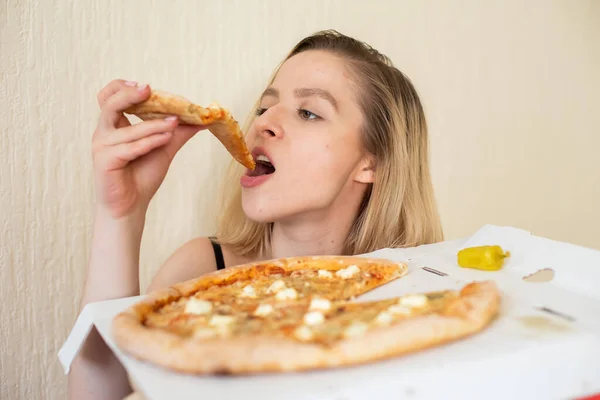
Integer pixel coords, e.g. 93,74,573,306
246,154,275,177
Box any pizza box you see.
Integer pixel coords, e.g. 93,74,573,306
58,225,600,400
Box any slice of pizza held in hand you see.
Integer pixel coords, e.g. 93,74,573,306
124,90,255,170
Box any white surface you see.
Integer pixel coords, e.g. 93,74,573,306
58,225,600,400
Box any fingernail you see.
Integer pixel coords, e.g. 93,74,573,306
165,116,178,122
124,80,137,87
137,83,148,91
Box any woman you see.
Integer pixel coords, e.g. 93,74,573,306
69,29,443,399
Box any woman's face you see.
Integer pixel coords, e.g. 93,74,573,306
241,50,375,223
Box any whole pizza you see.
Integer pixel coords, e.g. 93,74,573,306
112,255,500,374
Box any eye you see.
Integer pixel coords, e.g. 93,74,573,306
255,107,267,116
297,109,320,121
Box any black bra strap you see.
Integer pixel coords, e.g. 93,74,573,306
209,237,226,270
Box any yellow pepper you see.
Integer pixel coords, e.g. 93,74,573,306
457,245,510,271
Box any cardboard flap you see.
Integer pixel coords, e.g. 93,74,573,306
58,296,143,373
58,303,96,374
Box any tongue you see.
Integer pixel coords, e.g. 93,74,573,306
248,162,274,177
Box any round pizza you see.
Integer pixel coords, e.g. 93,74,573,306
112,255,500,374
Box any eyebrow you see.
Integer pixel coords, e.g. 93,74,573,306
260,87,338,111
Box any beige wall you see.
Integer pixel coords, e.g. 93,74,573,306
1,0,598,398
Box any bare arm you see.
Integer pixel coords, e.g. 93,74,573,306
147,237,219,292
68,208,145,400
68,222,218,399
68,79,206,400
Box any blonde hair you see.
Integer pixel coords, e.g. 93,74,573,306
216,30,443,257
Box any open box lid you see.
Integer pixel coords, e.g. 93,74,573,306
58,225,600,400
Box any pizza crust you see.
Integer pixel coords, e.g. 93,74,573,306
123,90,255,170
112,281,499,374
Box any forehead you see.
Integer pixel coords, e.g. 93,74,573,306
272,50,356,96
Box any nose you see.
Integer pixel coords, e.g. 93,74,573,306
254,108,284,140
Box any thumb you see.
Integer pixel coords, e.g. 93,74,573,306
164,124,206,160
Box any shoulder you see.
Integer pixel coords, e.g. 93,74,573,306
146,237,253,293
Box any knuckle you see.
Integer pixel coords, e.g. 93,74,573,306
137,120,160,134
129,139,146,155
91,146,105,166
91,127,103,142
97,80,120,103
91,137,106,155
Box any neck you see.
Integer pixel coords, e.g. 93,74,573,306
269,192,366,259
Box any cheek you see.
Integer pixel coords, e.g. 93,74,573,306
294,143,355,186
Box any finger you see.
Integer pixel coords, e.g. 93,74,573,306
99,133,173,170
99,83,151,129
104,116,179,146
116,132,172,162
97,79,138,107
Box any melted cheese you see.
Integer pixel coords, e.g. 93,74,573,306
343,322,369,338
267,279,286,293
193,327,217,339
303,311,325,326
318,269,333,278
209,315,234,327
275,287,298,301
254,304,273,317
309,297,331,311
294,325,314,341
375,311,393,325
388,304,412,316
335,264,360,279
399,294,428,308
184,298,212,315
241,284,257,298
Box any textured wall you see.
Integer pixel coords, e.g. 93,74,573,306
1,1,599,399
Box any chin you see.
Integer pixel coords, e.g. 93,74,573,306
240,192,278,223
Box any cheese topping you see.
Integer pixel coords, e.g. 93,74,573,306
241,284,257,298
303,311,325,326
309,297,331,311
343,322,369,338
275,287,298,301
294,325,314,341
335,264,360,279
375,311,393,325
388,304,412,316
209,315,234,327
267,279,286,293
399,294,428,308
317,269,333,278
253,304,274,317
193,328,217,339
184,298,213,315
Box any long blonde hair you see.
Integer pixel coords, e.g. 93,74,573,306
216,30,443,257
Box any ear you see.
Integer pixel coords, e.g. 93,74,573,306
353,154,376,184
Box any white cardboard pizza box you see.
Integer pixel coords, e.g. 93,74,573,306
58,225,600,400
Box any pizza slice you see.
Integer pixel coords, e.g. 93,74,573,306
170,255,407,304
123,255,405,337
112,281,500,374
123,90,255,170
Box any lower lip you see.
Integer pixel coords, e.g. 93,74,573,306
240,173,273,188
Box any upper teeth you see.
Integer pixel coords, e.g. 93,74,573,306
256,154,271,163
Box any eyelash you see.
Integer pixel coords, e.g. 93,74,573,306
254,107,320,121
